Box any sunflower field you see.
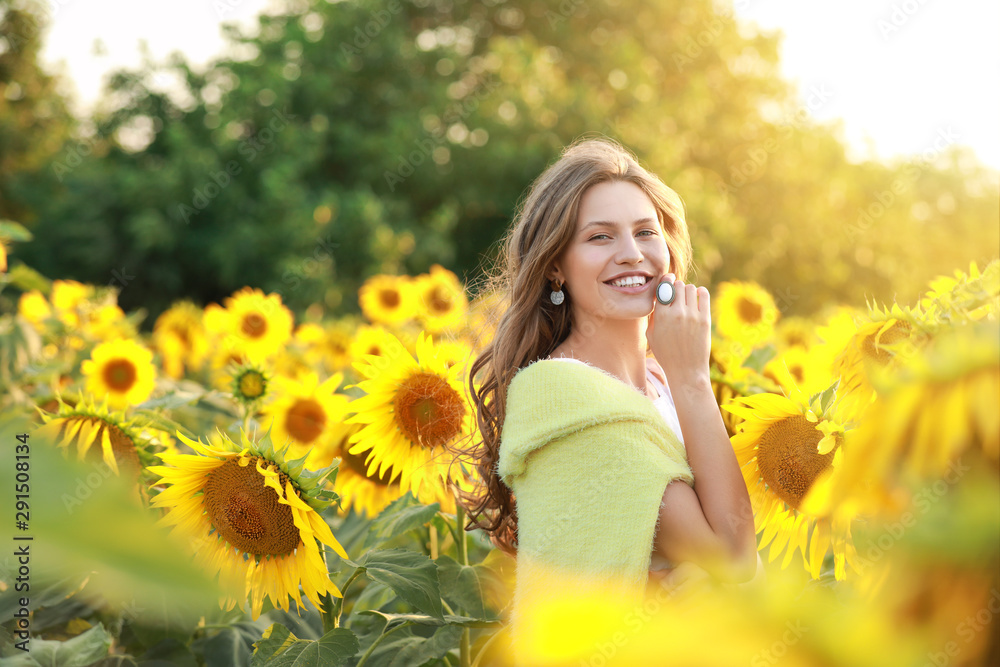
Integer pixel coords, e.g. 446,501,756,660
1,241,998,666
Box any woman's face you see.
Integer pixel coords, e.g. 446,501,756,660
550,179,671,322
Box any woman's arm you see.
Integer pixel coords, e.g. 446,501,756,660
645,276,757,584
651,376,757,583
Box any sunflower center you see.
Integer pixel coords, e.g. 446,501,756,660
203,457,299,556
238,371,266,399
862,320,912,366
429,286,453,314
393,372,464,448
341,446,395,485
241,312,268,339
285,398,326,444
756,416,836,510
737,297,762,324
379,288,401,309
102,359,137,392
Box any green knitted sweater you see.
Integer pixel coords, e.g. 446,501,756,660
498,358,695,634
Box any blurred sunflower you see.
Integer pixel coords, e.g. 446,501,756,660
231,363,270,410
348,324,399,366
920,259,999,324
359,274,417,326
763,345,832,397
153,301,209,379
35,395,153,482
346,331,474,499
828,301,931,415
18,290,52,327
714,280,779,348
205,288,293,362
723,390,862,580
148,429,347,619
81,339,157,409
414,265,469,333
309,423,405,518
466,289,505,350
432,336,474,373
260,372,349,458
775,315,819,350
294,321,352,373
50,280,94,328
804,320,1000,522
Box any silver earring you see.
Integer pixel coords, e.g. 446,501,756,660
549,280,565,305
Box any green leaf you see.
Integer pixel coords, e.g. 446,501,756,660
359,625,464,667
355,549,443,620
364,493,440,549
818,379,839,414
0,220,33,242
360,610,502,629
435,555,503,620
742,344,777,373
135,388,207,410
251,623,359,667
4,263,50,293
7,623,112,667
198,627,253,667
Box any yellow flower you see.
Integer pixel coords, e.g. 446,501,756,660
51,280,94,327
804,320,999,522
920,259,999,324
294,321,353,373
148,429,348,619
153,301,209,379
348,324,399,366
414,265,469,334
18,290,52,327
763,345,832,397
775,315,818,350
81,339,157,409
308,423,405,518
829,301,930,415
713,280,779,348
36,395,148,482
346,331,474,499
723,391,862,581
358,274,417,326
260,372,350,458
205,288,294,362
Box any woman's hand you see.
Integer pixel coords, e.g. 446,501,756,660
646,272,712,390
647,561,714,603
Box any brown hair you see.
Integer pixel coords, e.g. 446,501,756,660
453,136,693,555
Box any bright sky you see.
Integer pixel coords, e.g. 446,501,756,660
36,0,1000,170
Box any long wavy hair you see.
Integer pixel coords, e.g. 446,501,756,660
452,136,694,556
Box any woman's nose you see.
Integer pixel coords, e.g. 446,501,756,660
615,235,643,263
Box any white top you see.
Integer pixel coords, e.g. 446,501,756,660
548,357,685,445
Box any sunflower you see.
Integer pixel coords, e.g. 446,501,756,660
829,301,931,416
308,423,405,518
432,336,474,374
50,280,94,328
346,331,474,500
153,301,210,379
294,321,352,373
723,390,863,581
348,324,400,366
231,363,271,409
205,288,293,362
920,259,999,324
775,315,818,350
803,319,1000,523
359,274,417,326
763,345,832,397
35,395,155,482
18,290,52,327
259,372,350,458
414,265,469,334
713,280,780,348
148,429,347,619
81,339,157,409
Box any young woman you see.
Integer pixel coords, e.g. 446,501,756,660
457,137,760,651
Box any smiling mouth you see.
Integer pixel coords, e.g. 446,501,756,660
605,276,651,288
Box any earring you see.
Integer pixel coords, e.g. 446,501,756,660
549,279,565,305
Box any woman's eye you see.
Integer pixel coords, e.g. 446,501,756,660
589,234,610,241
637,230,655,237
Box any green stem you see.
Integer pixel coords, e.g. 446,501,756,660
460,628,471,667
455,502,468,566
323,567,364,631
355,622,413,667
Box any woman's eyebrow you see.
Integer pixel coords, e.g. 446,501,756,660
579,217,657,232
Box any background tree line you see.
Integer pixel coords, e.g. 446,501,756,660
2,0,996,325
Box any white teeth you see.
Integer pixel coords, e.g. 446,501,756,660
610,276,647,287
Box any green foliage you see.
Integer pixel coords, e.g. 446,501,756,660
251,624,359,667
6,0,992,327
